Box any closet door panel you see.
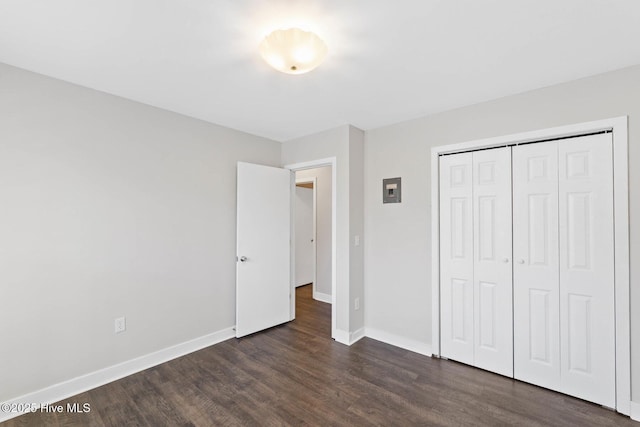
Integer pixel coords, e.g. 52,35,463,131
558,133,615,407
439,153,474,365
513,142,561,390
472,148,513,377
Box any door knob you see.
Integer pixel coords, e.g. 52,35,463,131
518,259,525,264
503,258,509,263
239,256,247,262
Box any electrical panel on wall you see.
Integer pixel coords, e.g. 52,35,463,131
383,177,401,203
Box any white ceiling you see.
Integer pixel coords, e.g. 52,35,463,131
1,1,640,142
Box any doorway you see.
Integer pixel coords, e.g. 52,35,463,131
286,159,337,338
294,178,315,289
295,167,332,306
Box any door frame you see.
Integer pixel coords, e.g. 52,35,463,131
294,177,317,294
285,158,337,339
430,116,630,415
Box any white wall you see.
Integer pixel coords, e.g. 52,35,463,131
0,63,281,402
364,64,640,402
296,167,332,298
282,125,365,341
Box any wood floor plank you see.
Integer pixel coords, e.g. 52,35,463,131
2,284,633,426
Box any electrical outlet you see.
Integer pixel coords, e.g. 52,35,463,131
354,297,360,310
354,235,360,246
114,316,126,334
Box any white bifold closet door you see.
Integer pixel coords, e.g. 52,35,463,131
558,134,615,407
440,147,513,377
512,141,561,390
472,148,513,376
439,152,474,365
513,133,615,407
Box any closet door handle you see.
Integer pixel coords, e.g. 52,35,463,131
503,258,510,263
518,259,525,264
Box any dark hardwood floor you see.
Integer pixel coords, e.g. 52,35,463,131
3,285,634,426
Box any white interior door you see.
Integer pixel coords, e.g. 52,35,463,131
236,162,292,338
513,141,561,390
472,148,513,377
558,133,615,407
295,185,315,287
439,153,474,365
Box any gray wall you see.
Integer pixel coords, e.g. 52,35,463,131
364,64,640,402
348,126,365,333
0,63,281,401
296,166,332,297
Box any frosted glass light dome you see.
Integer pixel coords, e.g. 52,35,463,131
259,28,328,75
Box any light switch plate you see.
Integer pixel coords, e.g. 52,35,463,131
114,317,126,334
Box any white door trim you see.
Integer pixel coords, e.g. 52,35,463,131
430,116,630,415
295,177,317,294
285,158,337,340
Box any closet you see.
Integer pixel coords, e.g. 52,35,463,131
439,132,615,408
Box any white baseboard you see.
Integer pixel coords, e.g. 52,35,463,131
631,401,640,422
0,327,235,423
365,327,432,356
313,291,332,304
350,327,365,345
333,329,350,345
332,327,365,346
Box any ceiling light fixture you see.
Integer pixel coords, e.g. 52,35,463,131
259,28,328,75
